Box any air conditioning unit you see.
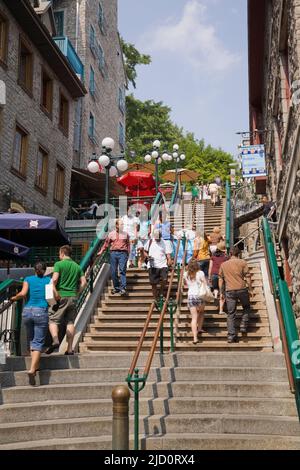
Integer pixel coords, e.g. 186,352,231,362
0,80,6,107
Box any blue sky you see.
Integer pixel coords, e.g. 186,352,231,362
119,0,248,157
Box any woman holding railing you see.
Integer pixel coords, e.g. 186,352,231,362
11,262,50,385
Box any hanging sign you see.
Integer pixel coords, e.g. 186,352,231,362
240,145,267,178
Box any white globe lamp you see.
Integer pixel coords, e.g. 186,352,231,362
173,152,179,160
145,154,152,163
152,151,159,159
117,159,128,172
98,155,110,168
109,166,118,177
87,161,99,174
153,140,161,149
157,158,162,165
102,137,115,151
162,153,169,161
180,154,186,161
173,144,179,151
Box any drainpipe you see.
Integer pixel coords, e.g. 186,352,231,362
75,0,79,52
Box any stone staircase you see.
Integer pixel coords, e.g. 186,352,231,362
0,352,300,449
0,198,299,449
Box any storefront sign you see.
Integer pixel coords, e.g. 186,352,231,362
240,144,267,178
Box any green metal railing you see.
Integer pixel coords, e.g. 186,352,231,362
262,217,300,418
225,181,231,254
169,182,179,216
0,279,23,356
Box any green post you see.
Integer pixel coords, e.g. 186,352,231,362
168,298,176,353
133,368,140,451
226,181,231,254
15,299,23,356
159,295,164,354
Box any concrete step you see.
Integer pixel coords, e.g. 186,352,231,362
0,396,296,424
1,379,292,405
0,413,299,446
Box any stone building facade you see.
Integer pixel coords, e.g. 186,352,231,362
52,0,127,169
248,0,300,318
0,0,86,223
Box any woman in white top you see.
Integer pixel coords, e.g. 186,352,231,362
183,259,207,344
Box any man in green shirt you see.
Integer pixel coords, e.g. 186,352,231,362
46,245,87,355
192,184,199,201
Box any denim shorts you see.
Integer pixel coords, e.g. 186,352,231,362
22,307,49,352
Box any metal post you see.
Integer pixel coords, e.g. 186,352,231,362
155,158,159,194
159,296,164,354
133,368,140,451
168,298,176,353
112,385,130,450
105,166,110,217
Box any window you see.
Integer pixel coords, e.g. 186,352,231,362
88,113,95,139
119,122,125,149
59,92,69,135
41,68,53,116
98,2,104,33
12,124,28,177
89,25,96,55
35,146,48,193
0,11,8,65
89,66,95,96
54,11,64,36
18,38,33,95
119,87,125,113
98,43,105,73
54,163,65,205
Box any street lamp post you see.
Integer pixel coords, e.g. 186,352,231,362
87,137,128,216
144,141,186,193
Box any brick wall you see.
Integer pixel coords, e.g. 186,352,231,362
261,0,300,318
0,1,76,224
53,0,127,169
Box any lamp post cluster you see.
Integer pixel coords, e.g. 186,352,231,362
144,140,186,192
87,137,128,213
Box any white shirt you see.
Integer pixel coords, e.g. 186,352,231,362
88,203,98,214
184,270,206,297
209,183,218,193
144,239,172,269
122,215,140,239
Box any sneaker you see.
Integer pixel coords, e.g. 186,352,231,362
111,289,120,295
227,336,239,344
45,342,59,354
120,289,128,296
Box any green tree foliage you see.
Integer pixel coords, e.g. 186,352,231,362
120,38,151,89
126,95,234,182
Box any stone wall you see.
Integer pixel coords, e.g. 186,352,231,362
261,0,300,318
53,0,127,169
0,1,76,224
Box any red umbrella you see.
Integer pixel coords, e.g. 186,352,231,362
117,171,156,191
125,188,156,198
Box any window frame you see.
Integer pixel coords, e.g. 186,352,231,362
11,122,29,180
18,35,34,97
98,2,104,33
89,24,96,56
119,121,125,149
88,112,95,140
54,10,65,37
0,9,9,68
35,144,49,195
53,162,65,207
40,67,53,118
58,90,69,137
89,65,95,96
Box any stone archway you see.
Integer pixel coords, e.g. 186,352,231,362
10,202,26,213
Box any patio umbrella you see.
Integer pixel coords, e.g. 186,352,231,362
128,163,155,173
161,169,200,183
0,237,30,260
125,188,156,198
0,213,70,246
117,171,156,191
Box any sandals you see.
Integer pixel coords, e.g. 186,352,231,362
192,340,200,345
64,351,75,355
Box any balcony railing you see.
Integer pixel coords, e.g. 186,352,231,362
53,36,84,81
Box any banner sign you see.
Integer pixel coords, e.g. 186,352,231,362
240,144,267,178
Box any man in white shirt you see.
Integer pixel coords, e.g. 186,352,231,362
122,212,140,268
209,183,219,207
144,230,173,304
80,201,98,219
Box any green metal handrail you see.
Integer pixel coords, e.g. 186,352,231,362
0,279,23,356
225,181,231,254
169,182,179,212
262,217,300,417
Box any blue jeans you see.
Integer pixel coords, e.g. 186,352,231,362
110,251,128,291
198,260,210,278
22,307,49,352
